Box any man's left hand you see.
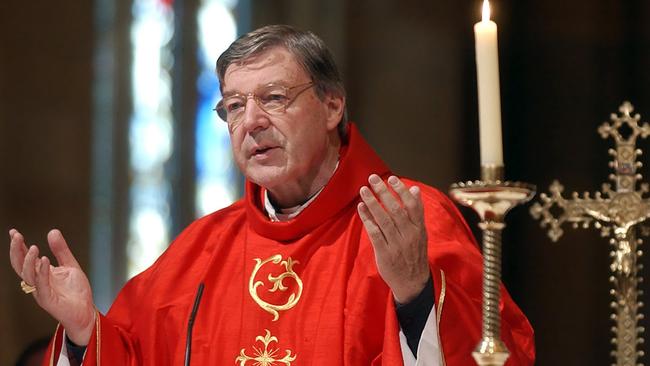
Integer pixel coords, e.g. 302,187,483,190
357,174,431,304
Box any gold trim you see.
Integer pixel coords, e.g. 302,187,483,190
249,255,303,321
436,269,447,366
95,308,101,366
436,270,446,324
48,310,100,365
49,324,61,366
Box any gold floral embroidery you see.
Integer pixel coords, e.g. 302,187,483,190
235,329,297,366
249,255,303,321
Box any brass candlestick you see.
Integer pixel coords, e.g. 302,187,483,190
450,165,535,366
530,101,650,366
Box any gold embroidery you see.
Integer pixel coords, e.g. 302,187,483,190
235,329,297,366
249,255,303,321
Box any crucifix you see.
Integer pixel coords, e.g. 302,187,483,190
530,101,650,366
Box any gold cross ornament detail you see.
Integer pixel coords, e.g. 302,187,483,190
235,329,297,366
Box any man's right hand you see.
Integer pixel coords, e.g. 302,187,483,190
9,229,96,346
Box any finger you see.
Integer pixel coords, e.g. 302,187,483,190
9,230,29,276
368,175,412,227
47,229,81,269
359,185,400,242
387,176,424,224
34,256,52,301
375,175,413,232
366,174,404,220
368,174,402,210
357,202,388,252
409,186,425,219
22,245,40,286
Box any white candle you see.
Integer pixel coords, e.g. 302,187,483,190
474,0,503,166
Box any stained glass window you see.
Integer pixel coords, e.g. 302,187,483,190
119,0,245,281
127,0,175,278
195,0,241,217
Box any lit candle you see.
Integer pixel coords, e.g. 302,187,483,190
474,0,503,166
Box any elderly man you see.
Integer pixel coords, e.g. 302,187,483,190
9,25,534,365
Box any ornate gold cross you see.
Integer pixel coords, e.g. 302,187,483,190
530,101,650,366
236,329,297,366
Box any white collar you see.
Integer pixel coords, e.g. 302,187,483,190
264,186,323,222
263,161,339,222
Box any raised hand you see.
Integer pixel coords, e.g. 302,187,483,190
9,229,96,346
357,174,430,304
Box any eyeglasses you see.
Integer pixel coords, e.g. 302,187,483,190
214,82,315,128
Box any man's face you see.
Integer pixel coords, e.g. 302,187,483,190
222,47,343,192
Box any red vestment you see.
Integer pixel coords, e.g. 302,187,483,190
44,124,534,365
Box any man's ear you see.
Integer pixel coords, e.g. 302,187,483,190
324,94,346,131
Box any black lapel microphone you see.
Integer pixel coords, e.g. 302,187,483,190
184,283,205,366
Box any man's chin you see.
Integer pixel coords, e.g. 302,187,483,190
246,168,288,190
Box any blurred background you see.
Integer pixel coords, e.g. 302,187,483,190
1,0,649,364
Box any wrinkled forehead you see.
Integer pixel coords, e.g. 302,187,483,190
222,47,308,94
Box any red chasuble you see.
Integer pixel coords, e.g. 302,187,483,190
44,124,534,366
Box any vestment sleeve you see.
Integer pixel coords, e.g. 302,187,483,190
42,311,139,366
40,214,213,366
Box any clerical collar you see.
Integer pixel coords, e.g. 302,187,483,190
264,161,339,222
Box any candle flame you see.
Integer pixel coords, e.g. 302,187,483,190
482,0,491,22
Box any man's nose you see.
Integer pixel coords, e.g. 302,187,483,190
240,97,270,132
